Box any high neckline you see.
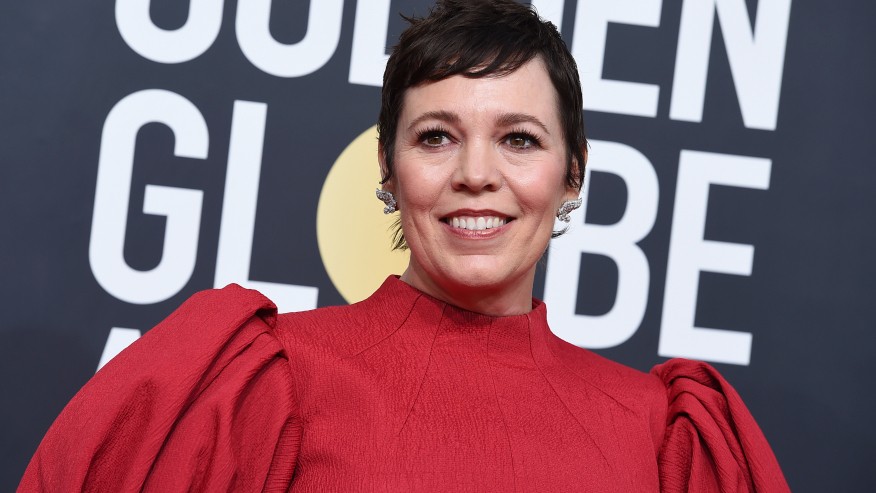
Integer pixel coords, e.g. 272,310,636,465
346,276,555,363
374,275,548,322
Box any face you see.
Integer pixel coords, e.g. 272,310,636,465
383,58,578,315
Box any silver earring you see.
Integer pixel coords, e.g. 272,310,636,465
556,197,582,223
375,189,397,214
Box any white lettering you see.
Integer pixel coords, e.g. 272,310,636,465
97,327,142,371
545,140,659,348
530,0,566,28
669,0,792,130
659,150,771,365
115,0,223,63
90,89,208,304
236,0,344,78
349,0,392,87
572,0,662,117
214,101,319,311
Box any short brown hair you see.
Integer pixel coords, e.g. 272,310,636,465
377,0,587,248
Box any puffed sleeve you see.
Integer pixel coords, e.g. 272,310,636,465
652,359,789,493
18,284,301,492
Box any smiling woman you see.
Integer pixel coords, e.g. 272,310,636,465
19,1,789,492
389,58,576,316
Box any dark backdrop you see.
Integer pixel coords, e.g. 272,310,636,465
2,0,874,490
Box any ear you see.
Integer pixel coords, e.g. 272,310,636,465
377,142,393,191
564,144,587,201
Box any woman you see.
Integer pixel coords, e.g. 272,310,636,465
20,1,788,491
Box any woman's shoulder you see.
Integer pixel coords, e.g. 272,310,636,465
271,280,424,357
20,283,301,491
271,299,395,361
546,339,789,490
541,331,666,401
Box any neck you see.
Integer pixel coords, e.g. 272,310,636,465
399,266,535,316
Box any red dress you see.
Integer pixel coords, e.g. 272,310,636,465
19,276,789,492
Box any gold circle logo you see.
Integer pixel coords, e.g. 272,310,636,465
317,125,409,303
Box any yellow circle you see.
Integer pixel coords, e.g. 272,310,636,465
317,125,409,303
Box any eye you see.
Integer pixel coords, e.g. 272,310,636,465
417,128,451,147
505,131,541,149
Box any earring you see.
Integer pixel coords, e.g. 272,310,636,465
556,197,582,223
375,189,397,214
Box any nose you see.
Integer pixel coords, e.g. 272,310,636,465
450,141,502,193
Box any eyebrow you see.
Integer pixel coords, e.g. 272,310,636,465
407,111,460,132
406,110,551,135
496,112,550,135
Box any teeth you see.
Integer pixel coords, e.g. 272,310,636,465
447,215,508,230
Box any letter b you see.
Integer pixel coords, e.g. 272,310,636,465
545,140,659,348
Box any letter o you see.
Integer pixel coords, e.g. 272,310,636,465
115,0,224,63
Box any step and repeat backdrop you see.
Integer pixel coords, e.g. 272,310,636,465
2,0,873,490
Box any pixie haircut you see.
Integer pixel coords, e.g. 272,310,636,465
377,0,588,249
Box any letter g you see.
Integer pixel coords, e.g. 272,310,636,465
89,89,208,304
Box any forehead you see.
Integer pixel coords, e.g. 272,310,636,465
399,58,561,128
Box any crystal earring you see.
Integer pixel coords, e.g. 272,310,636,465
556,197,582,223
375,189,397,214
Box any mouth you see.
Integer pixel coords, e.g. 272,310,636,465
440,213,514,231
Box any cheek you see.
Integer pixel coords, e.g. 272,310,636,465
394,157,448,206
516,166,568,216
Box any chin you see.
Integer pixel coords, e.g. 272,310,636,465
442,266,520,293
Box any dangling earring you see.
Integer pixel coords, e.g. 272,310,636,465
556,197,582,223
375,189,397,214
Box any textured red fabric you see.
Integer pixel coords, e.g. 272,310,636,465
19,285,300,492
19,277,788,492
653,360,789,492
